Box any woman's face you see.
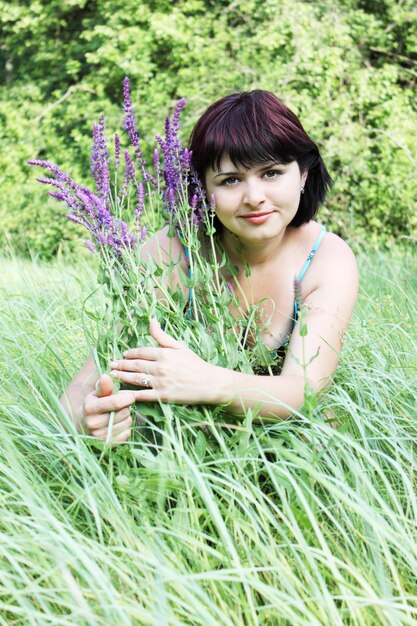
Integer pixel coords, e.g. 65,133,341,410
204,155,308,244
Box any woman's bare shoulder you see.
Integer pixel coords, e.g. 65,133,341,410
309,229,359,306
141,225,187,268
320,231,358,274
300,225,358,300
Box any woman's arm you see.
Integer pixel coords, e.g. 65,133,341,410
60,359,137,442
60,226,188,438
60,352,99,431
220,237,359,418
109,235,359,420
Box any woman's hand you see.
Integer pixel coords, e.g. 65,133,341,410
109,319,225,405
83,374,136,443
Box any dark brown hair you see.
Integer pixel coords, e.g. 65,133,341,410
189,90,332,227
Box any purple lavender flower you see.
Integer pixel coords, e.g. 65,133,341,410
66,213,86,227
92,195,113,230
167,186,177,214
48,192,67,202
188,168,207,226
28,160,79,190
114,134,121,168
154,97,208,228
119,150,135,198
37,176,82,213
124,150,135,182
123,77,146,174
293,277,303,310
162,99,186,189
106,219,136,255
29,79,193,264
182,148,192,170
161,118,180,192
29,157,136,259
91,115,110,206
135,182,144,224
170,98,186,144
190,193,202,225
84,239,96,253
96,231,107,245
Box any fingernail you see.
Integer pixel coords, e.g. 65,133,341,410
110,370,119,377
109,361,117,368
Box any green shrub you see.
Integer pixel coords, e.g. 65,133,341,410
1,0,416,257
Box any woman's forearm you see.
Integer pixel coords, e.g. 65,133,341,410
60,353,99,432
60,382,93,432
213,368,314,420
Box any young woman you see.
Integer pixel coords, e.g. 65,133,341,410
61,90,358,443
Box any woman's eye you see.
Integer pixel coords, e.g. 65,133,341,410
221,176,240,186
264,170,283,179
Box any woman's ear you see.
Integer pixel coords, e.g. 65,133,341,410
301,170,308,188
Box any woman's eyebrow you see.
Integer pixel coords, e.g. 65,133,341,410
212,161,287,178
258,161,285,170
213,170,240,179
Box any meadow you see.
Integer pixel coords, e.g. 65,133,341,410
0,245,416,625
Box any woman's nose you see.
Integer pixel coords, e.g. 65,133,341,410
242,179,266,207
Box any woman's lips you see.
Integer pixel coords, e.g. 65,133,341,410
240,212,273,224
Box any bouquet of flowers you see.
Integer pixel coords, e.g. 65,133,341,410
29,78,277,429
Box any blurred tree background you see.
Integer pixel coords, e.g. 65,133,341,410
0,0,416,258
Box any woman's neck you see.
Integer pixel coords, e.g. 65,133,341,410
220,228,290,268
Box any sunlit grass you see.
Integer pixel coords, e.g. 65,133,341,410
0,247,416,625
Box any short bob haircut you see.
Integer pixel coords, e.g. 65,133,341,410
189,90,332,228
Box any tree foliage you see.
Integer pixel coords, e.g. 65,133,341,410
1,0,416,257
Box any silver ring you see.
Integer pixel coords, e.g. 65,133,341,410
141,376,151,388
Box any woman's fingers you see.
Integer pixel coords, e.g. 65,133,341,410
116,320,183,367
133,389,161,402
121,347,158,360
110,370,156,387
90,414,132,441
83,388,137,441
85,406,131,432
110,358,155,373
95,373,114,397
84,389,136,417
91,423,132,445
82,378,138,445
112,428,132,444
149,318,183,349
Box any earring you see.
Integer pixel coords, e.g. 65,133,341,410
301,186,305,194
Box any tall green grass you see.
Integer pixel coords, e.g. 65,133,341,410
0,248,416,625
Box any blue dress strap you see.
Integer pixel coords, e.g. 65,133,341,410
293,225,327,321
297,225,327,284
176,228,194,318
